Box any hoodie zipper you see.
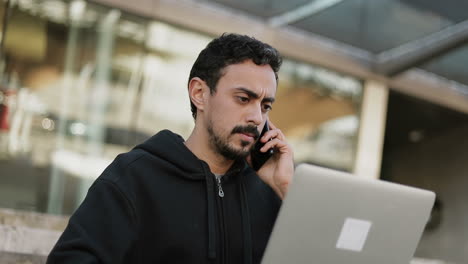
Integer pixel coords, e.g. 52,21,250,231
215,175,224,197
214,175,227,264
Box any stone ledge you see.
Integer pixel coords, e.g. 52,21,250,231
0,208,68,259
0,208,69,231
0,225,61,256
411,258,456,264
0,251,47,264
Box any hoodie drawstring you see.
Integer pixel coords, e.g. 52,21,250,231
239,174,253,264
204,167,217,260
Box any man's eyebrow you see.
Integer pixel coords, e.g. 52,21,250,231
263,97,275,104
234,87,275,103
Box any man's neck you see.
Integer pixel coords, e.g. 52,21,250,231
185,128,235,175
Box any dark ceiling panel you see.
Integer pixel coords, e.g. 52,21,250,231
204,0,468,91
206,0,312,18
401,0,468,23
292,0,453,53
421,45,468,88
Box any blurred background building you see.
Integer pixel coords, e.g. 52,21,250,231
0,0,467,263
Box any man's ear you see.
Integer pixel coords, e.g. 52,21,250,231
188,77,209,113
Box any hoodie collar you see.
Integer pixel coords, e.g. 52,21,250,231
134,129,249,180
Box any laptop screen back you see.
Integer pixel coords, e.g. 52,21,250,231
262,164,435,264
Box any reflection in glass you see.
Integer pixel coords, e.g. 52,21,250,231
0,0,362,215
0,0,212,215
272,60,362,171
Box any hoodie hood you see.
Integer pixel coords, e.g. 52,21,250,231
133,129,207,180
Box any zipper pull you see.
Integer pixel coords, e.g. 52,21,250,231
215,175,224,197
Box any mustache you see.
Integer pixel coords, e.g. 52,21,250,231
231,125,260,140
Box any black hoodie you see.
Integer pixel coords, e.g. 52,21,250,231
47,130,281,264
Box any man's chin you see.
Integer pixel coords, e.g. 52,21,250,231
215,137,255,160
240,145,255,158
224,145,251,160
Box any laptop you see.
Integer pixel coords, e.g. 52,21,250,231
261,164,435,264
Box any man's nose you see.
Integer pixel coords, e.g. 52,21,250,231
247,103,263,126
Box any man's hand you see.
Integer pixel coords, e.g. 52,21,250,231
250,121,294,200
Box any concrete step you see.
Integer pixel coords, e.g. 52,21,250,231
0,224,62,256
0,251,47,264
0,208,68,263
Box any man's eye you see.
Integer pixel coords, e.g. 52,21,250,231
263,104,273,112
237,96,249,103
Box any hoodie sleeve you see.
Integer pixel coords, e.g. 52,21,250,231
46,178,138,264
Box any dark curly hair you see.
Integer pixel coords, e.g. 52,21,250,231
188,33,282,119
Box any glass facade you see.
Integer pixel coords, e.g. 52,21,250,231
274,60,362,171
0,0,362,215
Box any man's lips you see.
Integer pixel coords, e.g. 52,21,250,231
239,133,256,141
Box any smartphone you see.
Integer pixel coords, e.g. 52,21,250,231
250,121,274,171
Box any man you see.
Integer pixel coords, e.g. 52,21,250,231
47,33,294,264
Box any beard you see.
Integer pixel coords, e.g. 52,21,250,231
207,120,260,160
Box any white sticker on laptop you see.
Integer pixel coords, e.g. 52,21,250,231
336,217,372,252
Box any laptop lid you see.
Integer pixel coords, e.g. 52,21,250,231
262,164,435,264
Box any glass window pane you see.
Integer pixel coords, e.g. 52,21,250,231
207,0,313,18
292,0,454,53
0,0,362,215
421,44,468,88
272,59,363,171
